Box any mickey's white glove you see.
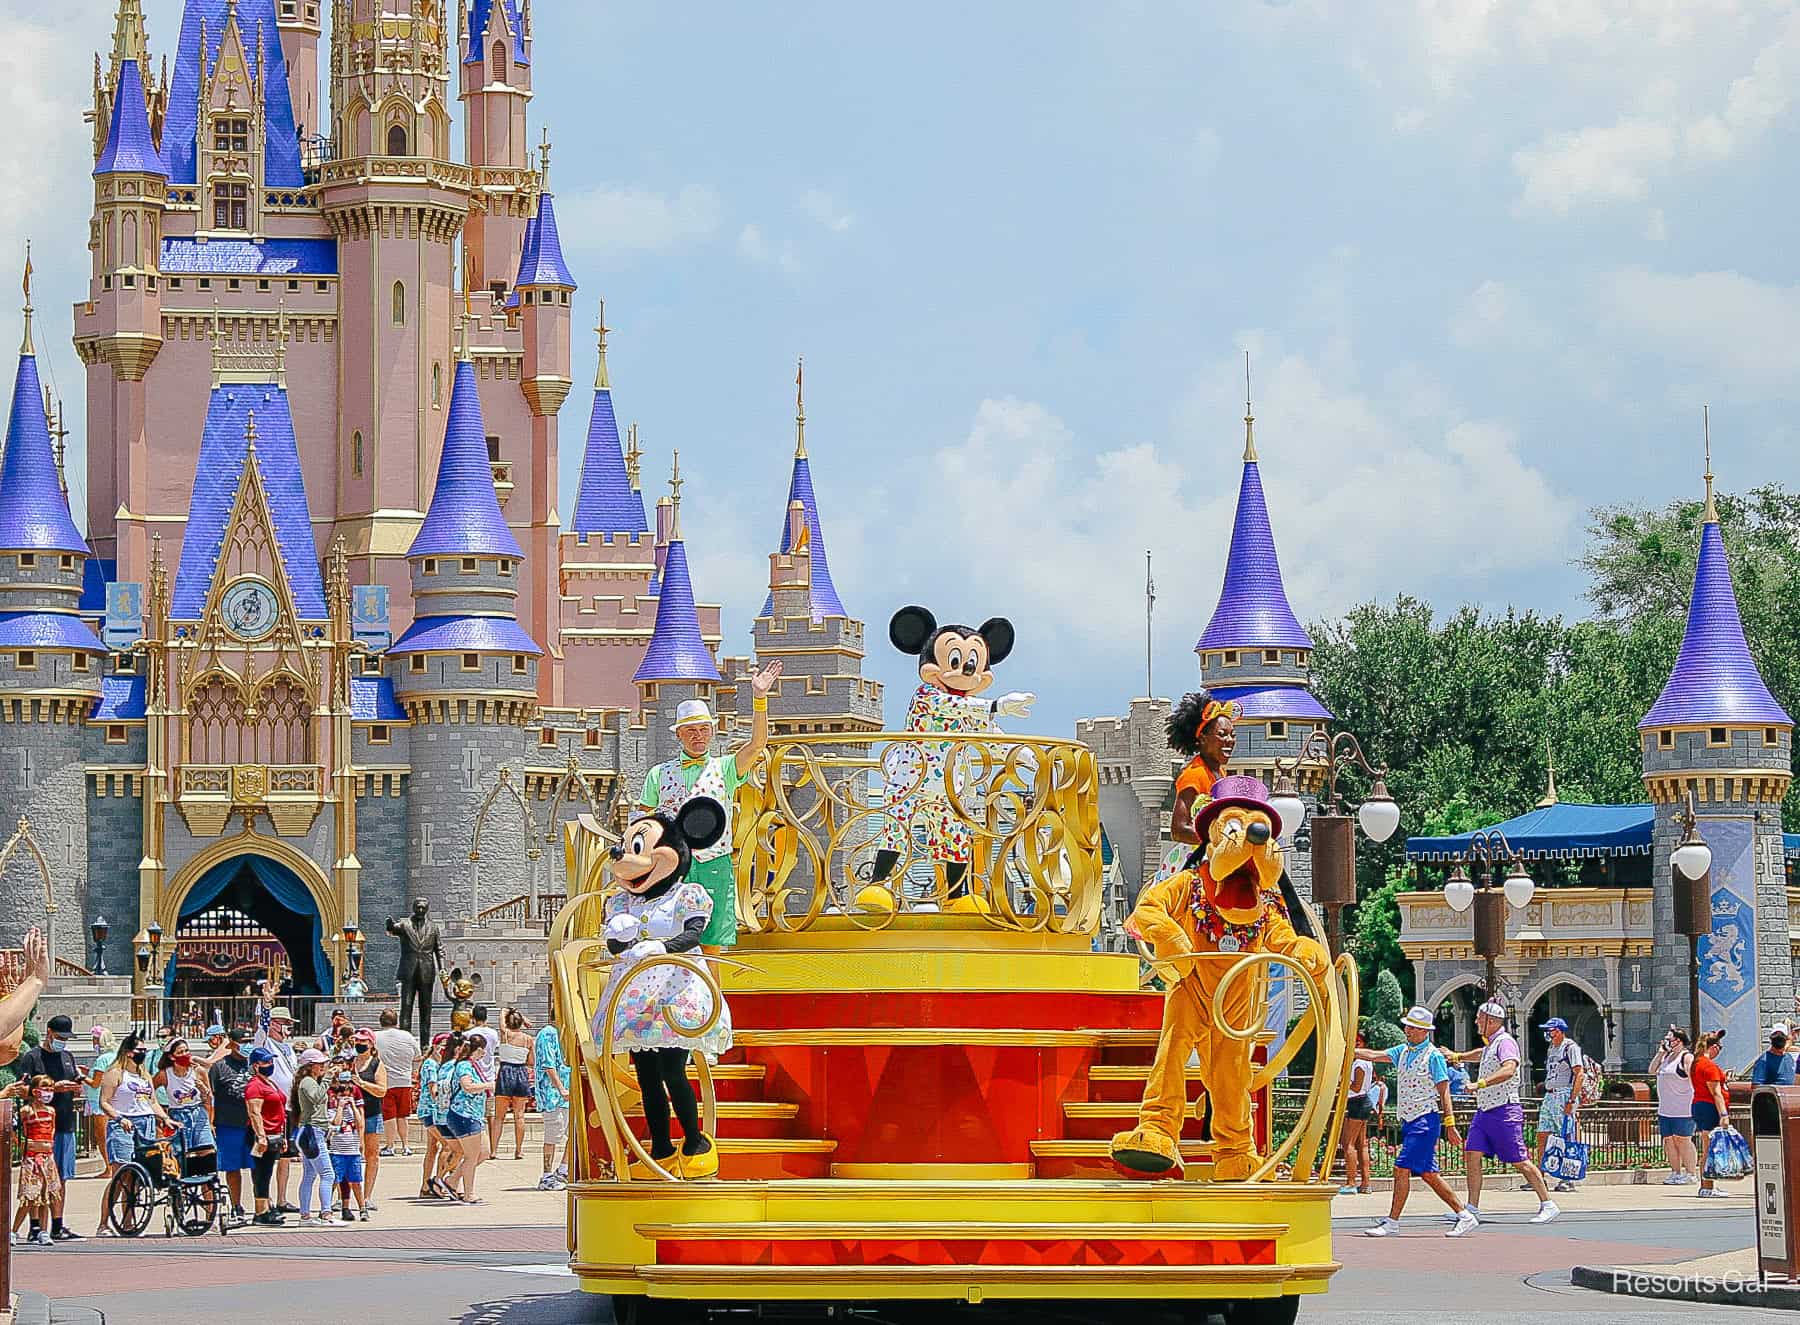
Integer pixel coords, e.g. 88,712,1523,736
604,912,641,944
625,939,667,961
641,909,683,941
993,692,1036,719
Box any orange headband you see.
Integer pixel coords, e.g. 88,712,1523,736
1197,699,1242,737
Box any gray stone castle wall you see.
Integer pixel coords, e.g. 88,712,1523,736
85,781,141,977
0,705,91,965
402,714,529,921
355,788,410,992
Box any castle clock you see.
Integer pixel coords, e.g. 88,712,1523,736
221,578,280,642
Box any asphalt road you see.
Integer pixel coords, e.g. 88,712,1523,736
26,1208,1788,1324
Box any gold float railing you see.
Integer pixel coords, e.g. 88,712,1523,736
733,732,1103,935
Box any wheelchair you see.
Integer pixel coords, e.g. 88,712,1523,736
101,1125,228,1238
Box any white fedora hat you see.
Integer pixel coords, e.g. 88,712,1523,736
670,699,717,732
1401,1006,1435,1030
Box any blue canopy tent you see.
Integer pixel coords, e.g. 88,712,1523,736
164,855,331,998
1406,802,1655,863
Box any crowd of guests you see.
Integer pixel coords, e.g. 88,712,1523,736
0,984,573,1241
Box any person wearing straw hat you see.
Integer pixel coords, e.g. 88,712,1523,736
638,661,783,953
1356,1006,1476,1237
1446,1002,1560,1225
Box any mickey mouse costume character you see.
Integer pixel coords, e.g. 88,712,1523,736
1111,775,1327,1180
597,798,732,1179
868,605,1035,909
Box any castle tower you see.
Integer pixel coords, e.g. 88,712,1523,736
1641,439,1792,1072
510,143,575,701
0,291,103,965
277,0,322,149
390,334,538,920
459,0,534,292
747,364,880,737
557,305,662,712
74,5,169,570
1192,382,1332,901
631,474,724,784
321,0,467,643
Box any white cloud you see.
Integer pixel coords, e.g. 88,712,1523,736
556,184,722,257
1602,267,1800,396
737,223,800,273
1511,118,1675,215
1449,279,1544,347
798,189,854,234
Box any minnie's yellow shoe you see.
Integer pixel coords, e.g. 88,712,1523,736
946,892,991,915
676,1137,719,1180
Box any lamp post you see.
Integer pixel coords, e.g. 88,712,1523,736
1272,729,1401,956
133,940,151,1034
1442,828,1537,1020
1670,789,1714,1038
90,915,108,976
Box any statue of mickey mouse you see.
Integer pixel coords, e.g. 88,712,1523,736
596,797,732,1179
866,605,1035,911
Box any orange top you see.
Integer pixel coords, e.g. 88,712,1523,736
1691,1053,1728,1107
21,1107,54,1148
1173,758,1219,810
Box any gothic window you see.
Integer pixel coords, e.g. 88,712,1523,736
258,678,314,765
420,821,435,867
432,362,442,407
486,435,501,463
386,123,409,157
391,282,406,325
213,117,250,154
122,214,139,268
351,430,364,477
491,40,508,84
190,676,249,764
212,182,248,230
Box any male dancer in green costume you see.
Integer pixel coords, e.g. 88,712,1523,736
638,661,782,953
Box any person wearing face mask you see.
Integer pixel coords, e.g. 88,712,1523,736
244,1046,291,1226
253,981,300,1213
154,1037,216,1173
5,1075,61,1246
12,1015,85,1241
95,1033,173,1236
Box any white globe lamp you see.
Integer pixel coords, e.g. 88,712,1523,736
1443,866,1476,914
1502,862,1536,911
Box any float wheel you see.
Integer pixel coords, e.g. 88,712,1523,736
1224,1295,1301,1325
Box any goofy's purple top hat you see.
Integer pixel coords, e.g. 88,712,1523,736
1192,774,1281,841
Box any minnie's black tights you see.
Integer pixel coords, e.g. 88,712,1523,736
868,850,969,897
631,1048,704,1157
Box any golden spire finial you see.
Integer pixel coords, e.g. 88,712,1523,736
244,409,258,457
274,298,289,388
19,241,33,356
538,128,552,191
794,356,807,459
594,299,610,390
624,422,642,490
1703,404,1717,524
668,450,684,539
111,0,149,73
1537,726,1558,808
1242,349,1257,463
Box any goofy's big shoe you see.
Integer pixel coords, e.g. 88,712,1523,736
1109,776,1328,1180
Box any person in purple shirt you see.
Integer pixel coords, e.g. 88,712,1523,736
1446,1002,1560,1226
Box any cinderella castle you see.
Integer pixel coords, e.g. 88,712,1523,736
0,0,881,1015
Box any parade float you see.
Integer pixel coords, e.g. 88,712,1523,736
550,728,1357,1323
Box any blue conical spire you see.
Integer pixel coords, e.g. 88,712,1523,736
0,319,87,555
514,193,576,289
1194,415,1311,652
761,358,846,620
409,355,523,559
635,539,720,683
1641,486,1790,728
94,59,166,178
570,308,648,535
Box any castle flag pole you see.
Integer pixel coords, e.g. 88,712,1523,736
1145,551,1155,699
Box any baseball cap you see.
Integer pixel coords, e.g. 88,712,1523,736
229,1023,254,1043
297,1048,327,1067
1540,1017,1569,1032
45,1015,72,1035
1773,1022,1791,1040
1401,1006,1434,1030
1476,1001,1507,1020
247,1046,275,1066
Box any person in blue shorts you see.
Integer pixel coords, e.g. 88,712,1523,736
1356,1006,1477,1238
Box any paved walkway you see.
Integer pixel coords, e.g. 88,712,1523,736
1329,1174,1752,1221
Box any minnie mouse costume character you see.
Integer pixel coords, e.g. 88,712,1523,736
868,605,1034,908
597,798,732,1179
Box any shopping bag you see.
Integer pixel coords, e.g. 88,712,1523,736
1542,1116,1588,1182
1705,1125,1753,1180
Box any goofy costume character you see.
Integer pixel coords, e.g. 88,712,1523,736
1111,775,1328,1180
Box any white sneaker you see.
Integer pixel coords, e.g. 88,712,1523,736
1662,1174,1687,1185
1531,1200,1561,1224
1679,1173,1700,1185
299,1216,322,1228
1697,1187,1727,1199
1363,1218,1399,1237
1446,1210,1479,1237
1442,1204,1479,1222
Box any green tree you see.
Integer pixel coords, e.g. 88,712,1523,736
1362,968,1405,1051
1351,867,1410,1006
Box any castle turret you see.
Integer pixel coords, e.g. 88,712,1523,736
632,473,723,779
390,335,538,920
75,9,169,566
276,0,322,151
511,140,575,701
0,290,103,964
460,0,534,293
321,0,467,645
1641,435,1792,1072
1192,380,1331,900
759,359,847,622
558,305,660,711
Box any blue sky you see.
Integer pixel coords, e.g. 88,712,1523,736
10,2,1800,734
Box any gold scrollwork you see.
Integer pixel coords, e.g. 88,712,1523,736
732,733,1102,936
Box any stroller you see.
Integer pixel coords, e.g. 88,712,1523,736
101,1124,229,1238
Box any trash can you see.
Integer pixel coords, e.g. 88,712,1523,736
1751,1086,1800,1282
